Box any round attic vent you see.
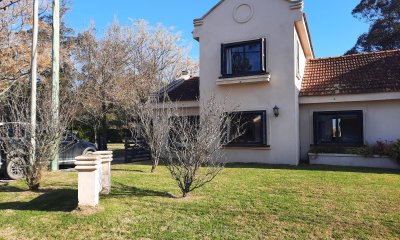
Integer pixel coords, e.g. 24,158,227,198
233,3,254,23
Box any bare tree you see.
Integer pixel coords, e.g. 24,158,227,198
165,97,241,198
127,95,176,173
0,0,76,98
0,83,77,190
74,20,198,149
129,93,241,196
0,0,22,11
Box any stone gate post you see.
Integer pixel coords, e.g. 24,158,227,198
75,155,101,207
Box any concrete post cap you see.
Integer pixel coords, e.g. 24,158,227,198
92,151,113,155
75,165,100,171
100,159,113,163
95,155,113,159
75,155,99,161
75,160,101,166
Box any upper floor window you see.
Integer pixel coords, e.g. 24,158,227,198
221,38,267,77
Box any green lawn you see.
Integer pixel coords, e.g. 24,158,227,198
108,143,125,159
0,163,399,239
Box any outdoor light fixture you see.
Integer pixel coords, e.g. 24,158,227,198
273,105,280,117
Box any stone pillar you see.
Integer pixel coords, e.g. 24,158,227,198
91,151,113,195
75,155,101,208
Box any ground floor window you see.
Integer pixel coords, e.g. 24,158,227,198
226,110,267,147
313,110,363,146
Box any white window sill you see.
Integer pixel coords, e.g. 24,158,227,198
217,74,271,86
222,146,271,150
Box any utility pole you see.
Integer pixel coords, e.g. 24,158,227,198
30,0,39,167
51,0,60,170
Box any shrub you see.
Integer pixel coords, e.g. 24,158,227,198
386,140,400,162
309,139,400,163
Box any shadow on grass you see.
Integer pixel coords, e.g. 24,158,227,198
0,183,26,192
0,188,77,212
112,160,153,165
107,182,174,199
111,168,145,173
224,163,400,174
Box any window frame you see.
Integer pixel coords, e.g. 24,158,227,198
224,110,268,148
220,38,267,78
313,110,364,146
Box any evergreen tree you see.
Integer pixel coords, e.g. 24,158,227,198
346,0,400,54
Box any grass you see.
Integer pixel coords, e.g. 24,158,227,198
108,143,125,159
0,163,399,239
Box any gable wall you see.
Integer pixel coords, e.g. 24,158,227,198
195,0,304,164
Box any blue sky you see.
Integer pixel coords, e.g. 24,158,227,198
65,0,369,59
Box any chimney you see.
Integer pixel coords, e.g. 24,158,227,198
179,70,191,80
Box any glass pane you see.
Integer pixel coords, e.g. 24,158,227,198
230,112,264,144
316,115,333,143
340,116,361,143
231,51,249,74
231,46,244,53
332,118,336,138
224,41,262,75
245,52,261,72
245,42,261,52
315,112,362,145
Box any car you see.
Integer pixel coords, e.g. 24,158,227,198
59,131,97,165
0,123,96,180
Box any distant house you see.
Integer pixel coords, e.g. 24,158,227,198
160,0,400,166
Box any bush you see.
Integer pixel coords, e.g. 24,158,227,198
309,139,400,163
386,140,400,162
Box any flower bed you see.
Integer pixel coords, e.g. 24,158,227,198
308,153,400,169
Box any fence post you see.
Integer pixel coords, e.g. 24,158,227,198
75,155,101,208
91,151,113,194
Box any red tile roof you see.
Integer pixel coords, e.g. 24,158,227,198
161,77,199,101
300,49,400,96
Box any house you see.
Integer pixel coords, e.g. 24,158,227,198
160,0,400,166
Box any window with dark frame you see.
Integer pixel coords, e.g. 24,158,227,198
221,39,267,77
313,111,363,146
225,111,267,147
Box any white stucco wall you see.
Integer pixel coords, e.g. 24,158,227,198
194,0,304,165
299,99,400,160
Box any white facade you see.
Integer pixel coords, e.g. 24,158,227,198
193,0,310,165
299,98,400,160
166,0,400,166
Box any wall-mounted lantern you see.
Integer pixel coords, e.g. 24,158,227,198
273,105,280,117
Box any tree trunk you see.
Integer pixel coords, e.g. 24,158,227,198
151,157,158,173
151,163,156,173
99,104,108,150
182,191,189,198
94,126,98,149
29,183,40,191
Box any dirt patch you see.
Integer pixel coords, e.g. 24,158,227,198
0,226,29,240
72,205,104,216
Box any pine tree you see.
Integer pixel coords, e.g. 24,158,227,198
346,0,400,54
